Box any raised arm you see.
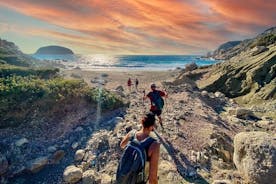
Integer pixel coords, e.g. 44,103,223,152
120,132,131,149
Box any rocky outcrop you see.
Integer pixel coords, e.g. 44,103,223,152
35,45,74,55
63,165,83,183
198,44,276,104
208,27,276,60
233,132,276,184
27,156,49,173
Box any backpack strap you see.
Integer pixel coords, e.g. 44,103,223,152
129,130,137,141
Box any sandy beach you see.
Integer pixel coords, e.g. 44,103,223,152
62,68,178,92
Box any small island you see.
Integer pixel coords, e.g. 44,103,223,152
35,45,74,55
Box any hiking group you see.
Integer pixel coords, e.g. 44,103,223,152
127,78,139,92
116,81,168,184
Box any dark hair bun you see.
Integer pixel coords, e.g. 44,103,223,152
143,112,155,128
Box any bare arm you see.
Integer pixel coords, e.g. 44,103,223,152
148,142,160,184
120,132,131,149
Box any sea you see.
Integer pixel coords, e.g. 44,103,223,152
32,54,218,70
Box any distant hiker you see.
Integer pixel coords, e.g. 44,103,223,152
127,78,132,92
117,113,160,184
144,84,167,128
135,78,139,91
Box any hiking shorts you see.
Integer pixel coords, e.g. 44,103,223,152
151,109,162,116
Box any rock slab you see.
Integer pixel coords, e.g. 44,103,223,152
233,131,276,184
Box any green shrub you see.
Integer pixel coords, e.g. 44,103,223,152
0,75,124,128
0,64,59,79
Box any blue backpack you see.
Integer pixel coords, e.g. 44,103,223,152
116,131,155,184
150,91,164,110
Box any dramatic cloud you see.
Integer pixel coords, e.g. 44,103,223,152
0,0,275,54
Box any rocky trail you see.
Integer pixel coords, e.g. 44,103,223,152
58,80,247,184
2,79,275,184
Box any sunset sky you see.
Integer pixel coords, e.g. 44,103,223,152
0,0,275,55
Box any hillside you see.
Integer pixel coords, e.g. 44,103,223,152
35,45,74,55
208,27,276,60
177,28,276,119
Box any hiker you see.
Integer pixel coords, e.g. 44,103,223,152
135,78,139,91
116,113,160,184
127,78,132,92
144,84,167,128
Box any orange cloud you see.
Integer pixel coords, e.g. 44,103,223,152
0,0,275,54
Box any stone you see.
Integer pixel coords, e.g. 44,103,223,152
251,46,269,56
228,108,256,120
71,142,79,149
214,91,225,98
51,150,65,164
27,156,48,173
0,154,8,175
184,62,198,72
63,165,83,183
116,85,124,92
201,90,208,97
15,138,29,147
233,131,276,184
82,170,99,184
212,180,231,184
101,173,112,184
47,146,57,153
75,149,85,161
74,126,84,132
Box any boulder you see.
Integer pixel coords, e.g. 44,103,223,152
184,62,198,72
233,132,276,184
27,156,48,173
214,91,225,98
82,170,100,184
15,138,29,147
0,154,8,175
51,150,65,164
251,46,269,56
75,149,85,161
101,173,112,184
63,165,83,183
201,90,208,97
228,108,257,120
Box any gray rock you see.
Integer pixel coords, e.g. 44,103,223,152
71,142,79,149
0,154,8,175
63,165,83,183
214,91,225,98
51,150,65,164
233,132,276,184
74,126,84,132
27,156,48,173
15,138,29,147
47,146,57,153
201,90,208,97
212,180,231,184
116,85,124,92
75,149,85,161
101,173,112,184
82,170,100,184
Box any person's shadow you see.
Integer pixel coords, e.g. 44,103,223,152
154,130,209,184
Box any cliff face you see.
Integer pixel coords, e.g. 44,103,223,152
209,27,276,60
0,38,36,66
200,45,276,102
35,45,74,55
176,28,276,106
